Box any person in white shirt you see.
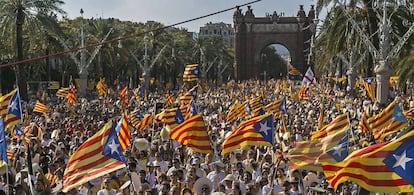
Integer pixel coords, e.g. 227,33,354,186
206,161,226,192
153,152,168,173
97,177,117,195
167,158,181,177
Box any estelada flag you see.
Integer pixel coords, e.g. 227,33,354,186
169,114,212,154
62,121,126,192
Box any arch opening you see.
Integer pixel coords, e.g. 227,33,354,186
259,43,291,80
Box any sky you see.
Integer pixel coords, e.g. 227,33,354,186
61,0,320,32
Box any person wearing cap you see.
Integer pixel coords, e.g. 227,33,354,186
146,161,158,192
190,158,206,180
153,152,168,173
206,161,225,192
167,158,181,177
193,177,212,195
221,174,235,194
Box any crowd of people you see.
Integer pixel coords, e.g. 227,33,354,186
1,79,413,195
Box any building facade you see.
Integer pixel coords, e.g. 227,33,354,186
199,22,234,47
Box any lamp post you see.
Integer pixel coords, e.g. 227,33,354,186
336,0,414,104
142,34,150,94
79,8,88,96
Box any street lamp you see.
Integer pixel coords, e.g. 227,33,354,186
336,0,414,104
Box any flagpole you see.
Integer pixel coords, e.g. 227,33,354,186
5,162,9,195
17,88,23,124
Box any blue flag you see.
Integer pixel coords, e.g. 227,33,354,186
14,125,25,138
253,114,274,145
7,90,21,119
192,67,199,78
138,86,144,98
190,101,198,116
191,86,198,100
327,130,349,162
0,117,8,164
279,98,287,114
175,107,184,124
103,124,127,164
245,102,251,116
392,103,408,123
383,133,414,186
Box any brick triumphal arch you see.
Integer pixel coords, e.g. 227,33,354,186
233,5,316,80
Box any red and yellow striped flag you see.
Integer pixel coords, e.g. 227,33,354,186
362,77,375,101
96,78,107,96
183,64,199,82
67,78,76,105
115,113,131,151
299,86,311,100
136,114,153,132
222,114,273,155
322,130,414,192
263,98,283,113
155,107,185,130
33,101,50,113
169,114,212,154
62,121,126,192
367,100,408,141
177,85,198,105
56,88,69,98
248,97,262,111
0,90,16,116
358,108,371,133
287,115,350,172
310,114,349,140
165,91,174,107
226,101,244,123
119,86,128,106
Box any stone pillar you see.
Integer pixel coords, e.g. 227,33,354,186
374,59,391,104
346,67,356,96
79,72,88,97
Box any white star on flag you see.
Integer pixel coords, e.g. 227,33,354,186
8,101,17,112
258,122,271,136
332,144,346,157
108,139,120,154
392,150,413,170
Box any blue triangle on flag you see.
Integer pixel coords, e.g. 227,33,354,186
103,124,127,163
383,134,414,186
192,67,199,77
7,90,21,118
175,107,184,124
253,115,274,144
245,102,251,115
392,103,408,123
190,101,198,115
279,98,287,114
327,130,349,162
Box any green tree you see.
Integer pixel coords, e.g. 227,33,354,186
0,0,65,100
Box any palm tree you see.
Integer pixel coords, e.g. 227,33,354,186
0,0,65,100
315,0,414,81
